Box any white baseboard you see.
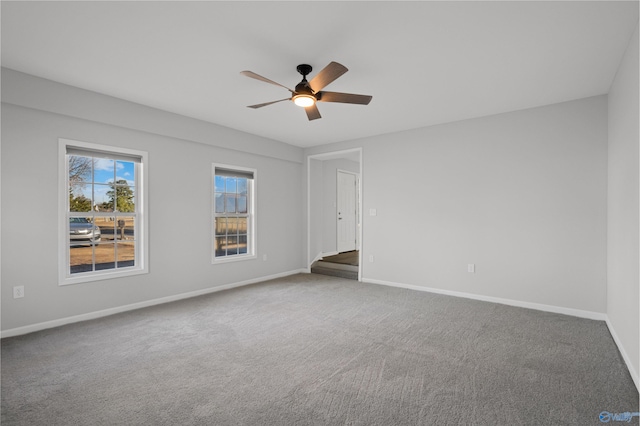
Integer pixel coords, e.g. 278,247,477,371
1,269,306,338
605,318,640,392
361,277,608,321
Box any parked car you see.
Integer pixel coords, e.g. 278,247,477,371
69,217,101,245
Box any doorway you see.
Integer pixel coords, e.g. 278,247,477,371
307,149,362,280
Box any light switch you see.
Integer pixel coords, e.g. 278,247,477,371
369,208,377,216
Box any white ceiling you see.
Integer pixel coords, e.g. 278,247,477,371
2,1,638,148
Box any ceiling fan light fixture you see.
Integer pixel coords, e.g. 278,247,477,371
293,94,316,107
241,62,372,120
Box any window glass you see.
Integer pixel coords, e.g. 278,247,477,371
237,196,247,213
63,141,146,283
213,166,255,261
93,158,115,184
116,242,135,268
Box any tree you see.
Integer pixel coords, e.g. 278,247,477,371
68,155,93,211
69,193,92,212
106,180,135,212
68,155,92,192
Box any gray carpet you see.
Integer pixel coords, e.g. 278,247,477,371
2,274,638,425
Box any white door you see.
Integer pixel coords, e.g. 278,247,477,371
337,171,357,253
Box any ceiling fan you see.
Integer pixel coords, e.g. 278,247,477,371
240,62,372,121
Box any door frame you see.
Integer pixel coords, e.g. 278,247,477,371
307,148,363,281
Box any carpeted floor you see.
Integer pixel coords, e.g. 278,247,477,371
2,274,638,425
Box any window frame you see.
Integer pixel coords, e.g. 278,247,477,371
212,163,257,264
58,138,149,285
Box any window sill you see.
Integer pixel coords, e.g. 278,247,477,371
59,267,148,286
212,254,257,265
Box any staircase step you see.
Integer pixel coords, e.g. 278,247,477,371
311,266,358,280
315,261,356,271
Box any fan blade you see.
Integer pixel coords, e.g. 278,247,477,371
317,91,372,105
308,62,348,93
305,104,322,121
240,71,294,93
247,98,290,109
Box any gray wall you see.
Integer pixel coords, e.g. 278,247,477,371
1,69,305,331
607,23,639,383
307,95,609,314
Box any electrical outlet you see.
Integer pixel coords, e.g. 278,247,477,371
263,254,268,261
369,255,375,263
13,286,24,299
468,264,475,273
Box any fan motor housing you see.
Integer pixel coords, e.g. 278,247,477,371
295,82,314,96
295,64,314,97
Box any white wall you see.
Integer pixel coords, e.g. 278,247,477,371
322,159,360,254
306,96,608,315
1,69,305,332
607,23,639,386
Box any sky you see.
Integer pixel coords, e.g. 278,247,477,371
71,156,135,206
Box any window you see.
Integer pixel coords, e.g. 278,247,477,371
213,164,256,262
59,139,148,284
